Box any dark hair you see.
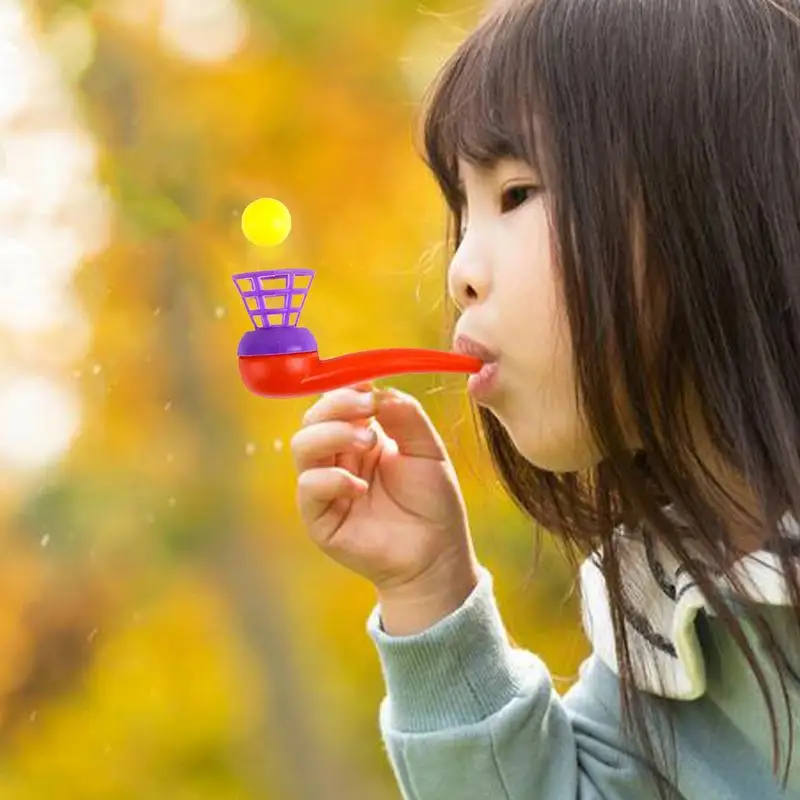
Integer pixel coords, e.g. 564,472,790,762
420,0,800,796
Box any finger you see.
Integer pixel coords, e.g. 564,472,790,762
374,388,447,461
344,382,375,431
346,380,375,393
297,467,368,528
337,416,384,478
337,417,371,478
302,387,376,427
291,420,378,472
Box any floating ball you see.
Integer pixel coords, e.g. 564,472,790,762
241,197,292,247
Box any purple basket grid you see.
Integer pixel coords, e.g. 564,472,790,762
233,269,315,329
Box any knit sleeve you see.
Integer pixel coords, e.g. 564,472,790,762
365,564,654,799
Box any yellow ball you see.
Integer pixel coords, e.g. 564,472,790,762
241,197,292,247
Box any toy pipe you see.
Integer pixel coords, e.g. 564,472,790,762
233,269,482,399
238,348,483,399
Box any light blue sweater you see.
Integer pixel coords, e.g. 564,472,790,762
366,534,800,799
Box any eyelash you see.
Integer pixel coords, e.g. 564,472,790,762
501,184,540,213
458,184,541,235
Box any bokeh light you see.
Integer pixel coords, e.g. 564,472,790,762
0,1,110,476
0,373,80,471
159,0,248,63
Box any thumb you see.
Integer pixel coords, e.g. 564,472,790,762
373,388,448,461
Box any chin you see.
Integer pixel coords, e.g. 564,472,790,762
520,448,600,473
503,418,602,474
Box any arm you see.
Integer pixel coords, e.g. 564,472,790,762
366,565,653,799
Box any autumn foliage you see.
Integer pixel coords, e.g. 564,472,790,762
0,1,588,796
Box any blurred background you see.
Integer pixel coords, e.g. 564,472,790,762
0,0,589,797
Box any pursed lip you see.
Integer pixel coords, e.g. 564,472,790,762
453,334,500,363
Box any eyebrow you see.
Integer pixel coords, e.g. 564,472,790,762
458,164,543,196
456,159,532,192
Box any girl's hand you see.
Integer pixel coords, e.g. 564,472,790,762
291,382,479,606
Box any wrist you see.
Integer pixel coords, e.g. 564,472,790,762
376,561,480,637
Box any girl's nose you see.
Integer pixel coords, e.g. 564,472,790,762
448,248,492,310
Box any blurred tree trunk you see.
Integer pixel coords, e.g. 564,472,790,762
160,244,382,800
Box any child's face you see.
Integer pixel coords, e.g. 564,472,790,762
450,157,601,472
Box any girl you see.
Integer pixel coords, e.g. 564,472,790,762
289,0,800,797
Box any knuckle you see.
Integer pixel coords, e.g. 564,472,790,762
292,421,363,468
296,468,316,490
289,429,307,457
403,392,420,409
298,468,329,497
302,394,337,426
302,400,327,426
389,390,417,412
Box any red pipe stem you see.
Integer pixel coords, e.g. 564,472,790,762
238,348,483,398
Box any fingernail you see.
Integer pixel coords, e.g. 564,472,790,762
358,393,375,411
355,428,376,446
374,388,396,406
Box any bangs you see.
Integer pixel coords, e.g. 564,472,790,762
420,3,544,211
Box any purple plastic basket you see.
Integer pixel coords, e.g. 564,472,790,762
233,269,318,357
233,268,315,329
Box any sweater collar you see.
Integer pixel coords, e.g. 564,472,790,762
579,513,800,700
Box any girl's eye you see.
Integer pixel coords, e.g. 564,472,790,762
501,185,540,213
